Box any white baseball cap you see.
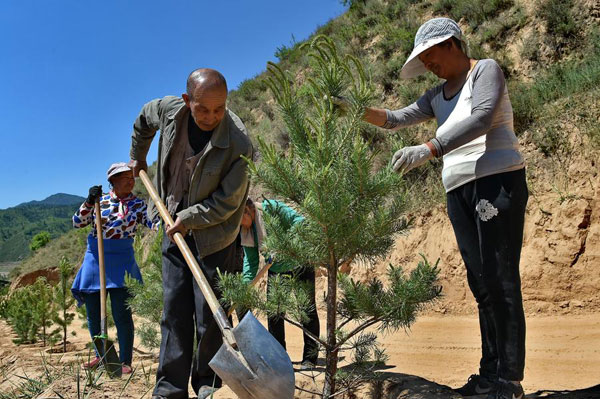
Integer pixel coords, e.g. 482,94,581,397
106,162,132,181
400,17,467,79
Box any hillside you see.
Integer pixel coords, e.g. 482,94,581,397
0,194,85,262
15,193,85,208
1,1,600,398
226,0,600,313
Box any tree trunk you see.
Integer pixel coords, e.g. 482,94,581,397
322,263,339,399
63,308,67,353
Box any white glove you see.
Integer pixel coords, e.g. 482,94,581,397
391,144,433,173
329,95,350,114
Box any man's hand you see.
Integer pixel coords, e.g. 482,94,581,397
166,217,188,242
128,159,148,178
391,144,433,173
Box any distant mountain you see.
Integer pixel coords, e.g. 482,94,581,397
16,193,85,207
0,193,85,262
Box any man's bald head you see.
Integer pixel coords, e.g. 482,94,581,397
183,68,228,131
186,68,228,99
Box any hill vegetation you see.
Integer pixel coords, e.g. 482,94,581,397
0,194,85,262
228,0,599,207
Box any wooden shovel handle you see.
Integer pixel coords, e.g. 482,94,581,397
138,170,237,347
94,200,108,336
226,260,274,318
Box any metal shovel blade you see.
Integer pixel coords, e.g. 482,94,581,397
209,312,295,399
93,336,122,378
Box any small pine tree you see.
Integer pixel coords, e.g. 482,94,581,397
126,228,164,351
219,36,441,398
30,277,59,346
53,257,76,352
6,285,41,344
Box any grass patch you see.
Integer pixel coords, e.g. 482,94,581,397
433,0,514,30
511,48,600,133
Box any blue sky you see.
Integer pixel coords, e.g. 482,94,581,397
0,0,346,209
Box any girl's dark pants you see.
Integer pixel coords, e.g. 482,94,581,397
268,266,320,364
446,168,528,381
82,287,134,365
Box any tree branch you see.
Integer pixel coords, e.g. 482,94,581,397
282,316,327,347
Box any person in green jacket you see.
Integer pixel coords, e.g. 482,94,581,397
240,198,320,369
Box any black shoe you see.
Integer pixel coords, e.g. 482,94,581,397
456,374,496,396
197,385,219,399
486,380,524,399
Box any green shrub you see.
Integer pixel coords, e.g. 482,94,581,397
127,229,163,351
6,285,41,344
30,231,51,252
433,0,513,30
511,49,600,132
53,257,76,352
31,277,59,346
538,0,577,39
532,125,570,157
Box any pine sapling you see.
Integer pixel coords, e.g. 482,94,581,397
53,257,76,352
31,277,58,346
219,36,441,398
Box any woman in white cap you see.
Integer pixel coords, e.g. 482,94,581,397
347,17,527,399
71,162,158,374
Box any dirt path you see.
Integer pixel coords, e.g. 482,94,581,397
1,313,599,398
212,313,600,398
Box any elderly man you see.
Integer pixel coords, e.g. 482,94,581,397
129,68,253,399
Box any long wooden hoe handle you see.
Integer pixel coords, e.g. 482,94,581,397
138,170,237,348
94,200,108,352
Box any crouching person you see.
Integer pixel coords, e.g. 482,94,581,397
71,162,158,374
240,198,320,369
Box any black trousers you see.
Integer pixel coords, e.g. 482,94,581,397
267,266,320,364
447,168,528,381
153,234,237,398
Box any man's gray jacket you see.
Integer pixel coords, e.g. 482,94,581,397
130,95,253,257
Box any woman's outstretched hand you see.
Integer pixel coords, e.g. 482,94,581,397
391,144,433,173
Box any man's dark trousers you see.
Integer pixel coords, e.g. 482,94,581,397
153,233,237,398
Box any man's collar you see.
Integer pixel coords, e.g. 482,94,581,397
168,105,230,149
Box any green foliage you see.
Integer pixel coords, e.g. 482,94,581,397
53,257,76,352
532,125,570,157
538,0,577,39
12,226,89,279
1,277,60,346
32,277,60,346
275,35,303,63
5,285,42,344
433,0,514,30
229,36,440,398
0,202,83,262
511,46,600,133
126,228,163,351
30,231,51,252
132,162,158,199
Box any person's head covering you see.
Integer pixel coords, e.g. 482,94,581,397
106,162,132,182
400,17,467,79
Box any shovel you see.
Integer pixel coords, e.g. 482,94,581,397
92,197,122,378
139,170,294,399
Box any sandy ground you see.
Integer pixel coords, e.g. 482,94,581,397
2,312,599,398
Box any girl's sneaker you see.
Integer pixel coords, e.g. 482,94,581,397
122,364,133,374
